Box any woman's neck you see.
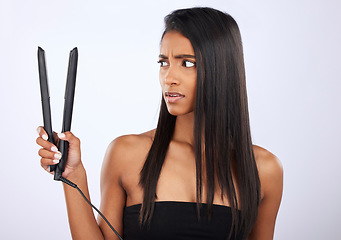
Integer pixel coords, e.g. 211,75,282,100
172,111,195,146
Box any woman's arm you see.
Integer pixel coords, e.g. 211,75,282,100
248,146,284,240
37,128,105,239
62,162,105,239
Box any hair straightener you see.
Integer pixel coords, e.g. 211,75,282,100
38,46,77,180
37,47,123,240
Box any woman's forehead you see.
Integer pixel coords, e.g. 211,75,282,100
160,31,194,57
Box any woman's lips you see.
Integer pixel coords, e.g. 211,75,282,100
165,91,185,103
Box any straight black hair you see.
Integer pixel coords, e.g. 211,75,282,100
139,7,261,239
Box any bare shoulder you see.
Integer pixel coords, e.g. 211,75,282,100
253,145,283,199
253,145,283,177
104,129,156,165
107,129,155,152
100,129,155,201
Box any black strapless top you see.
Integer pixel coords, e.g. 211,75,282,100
123,201,240,240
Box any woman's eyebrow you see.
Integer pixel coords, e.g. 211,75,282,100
158,54,196,59
175,54,196,59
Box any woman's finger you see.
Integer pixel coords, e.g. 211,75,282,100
40,156,60,166
36,126,48,140
36,136,59,152
57,131,80,147
38,148,62,161
40,161,53,175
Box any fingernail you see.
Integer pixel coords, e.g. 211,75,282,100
51,146,58,152
58,133,66,139
54,153,62,160
42,134,48,141
53,159,60,164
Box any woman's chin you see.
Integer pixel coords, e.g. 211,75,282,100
166,106,194,117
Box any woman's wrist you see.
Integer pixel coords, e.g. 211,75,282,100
62,162,87,183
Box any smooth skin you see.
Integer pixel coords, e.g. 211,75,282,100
37,31,283,240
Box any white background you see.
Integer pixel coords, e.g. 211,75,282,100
1,0,340,239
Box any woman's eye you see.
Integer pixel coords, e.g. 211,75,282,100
183,60,196,68
157,60,168,67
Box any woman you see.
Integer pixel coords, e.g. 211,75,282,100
37,7,283,240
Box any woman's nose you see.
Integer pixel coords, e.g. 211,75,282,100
164,66,180,86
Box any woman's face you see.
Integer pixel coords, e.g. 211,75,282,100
159,31,197,116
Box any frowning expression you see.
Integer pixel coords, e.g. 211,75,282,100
159,31,197,116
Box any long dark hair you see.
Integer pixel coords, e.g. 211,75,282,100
139,7,261,239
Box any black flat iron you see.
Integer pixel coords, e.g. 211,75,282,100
37,47,78,181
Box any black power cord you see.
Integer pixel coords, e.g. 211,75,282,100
59,176,124,240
